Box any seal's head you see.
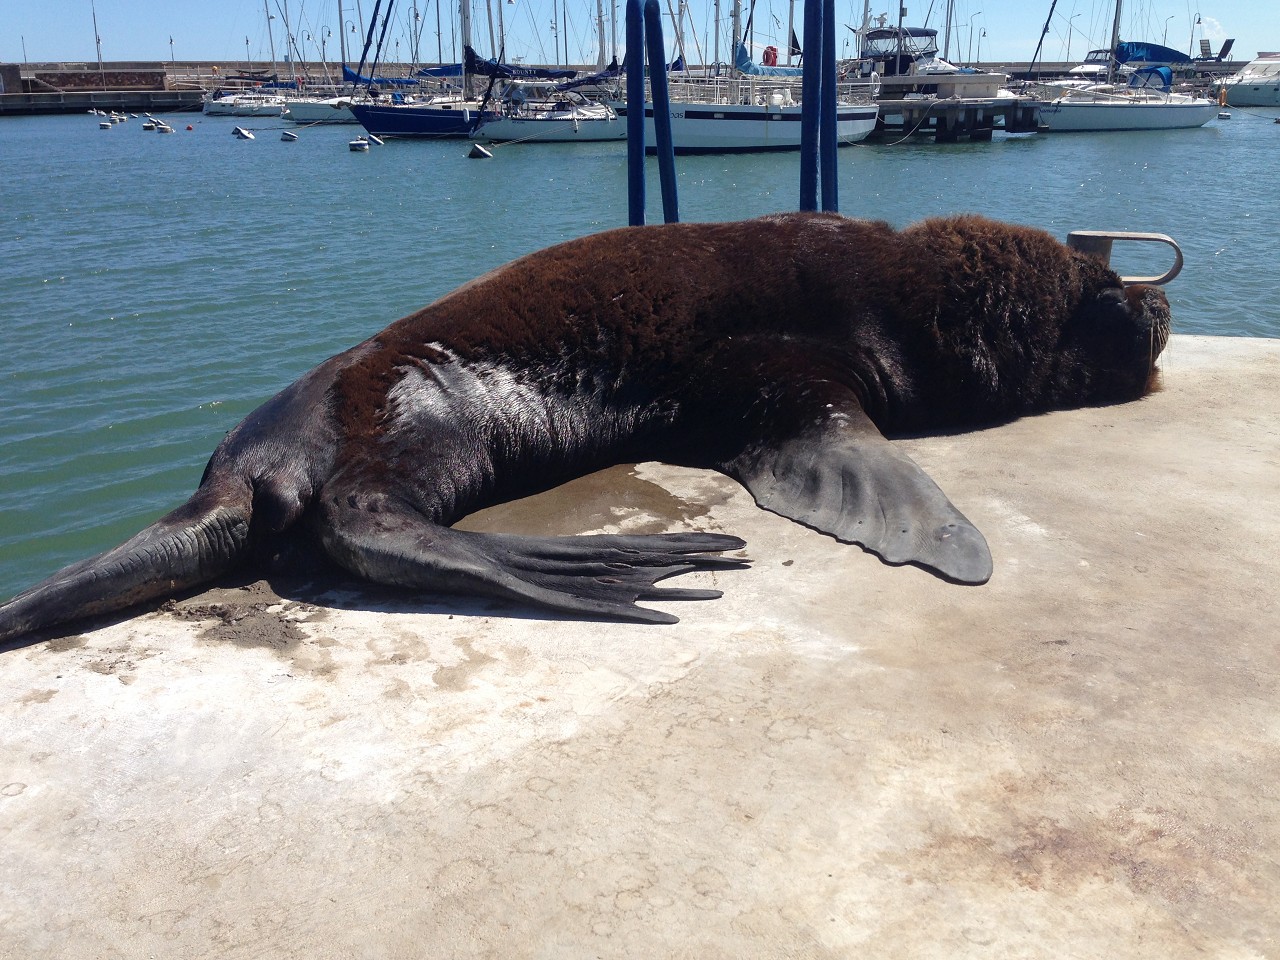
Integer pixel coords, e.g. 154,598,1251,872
1053,271,1172,407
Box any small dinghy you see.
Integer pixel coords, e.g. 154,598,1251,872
281,130,299,142
348,136,370,151
232,126,255,140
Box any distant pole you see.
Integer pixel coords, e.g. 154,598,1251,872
169,35,175,69
21,35,28,65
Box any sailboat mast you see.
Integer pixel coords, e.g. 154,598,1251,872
942,0,954,61
596,0,606,67
785,0,795,64
90,0,105,88
713,0,721,67
338,0,349,63
1107,0,1123,83
731,0,741,71
264,0,280,77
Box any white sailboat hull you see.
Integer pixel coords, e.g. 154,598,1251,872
1038,96,1218,132
642,102,879,153
203,95,287,117
476,115,627,143
283,98,359,124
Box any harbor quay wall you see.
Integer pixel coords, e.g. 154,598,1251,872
0,56,1243,117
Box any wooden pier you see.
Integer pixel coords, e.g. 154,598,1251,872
872,71,1042,142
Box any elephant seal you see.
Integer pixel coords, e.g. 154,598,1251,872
0,212,1171,645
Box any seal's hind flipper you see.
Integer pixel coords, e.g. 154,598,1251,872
721,401,992,584
0,479,255,648
318,496,747,624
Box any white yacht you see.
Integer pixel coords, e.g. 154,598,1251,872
1213,53,1280,107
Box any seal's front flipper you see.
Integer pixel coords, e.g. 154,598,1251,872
318,496,747,624
720,401,992,584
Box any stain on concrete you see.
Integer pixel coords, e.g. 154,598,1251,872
433,638,498,691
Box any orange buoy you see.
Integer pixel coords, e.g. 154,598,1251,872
186,124,194,130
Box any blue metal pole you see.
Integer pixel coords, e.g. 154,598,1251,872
799,0,823,211
820,0,838,211
625,0,646,225
643,0,679,223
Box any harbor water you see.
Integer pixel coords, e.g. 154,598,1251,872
1,110,1278,601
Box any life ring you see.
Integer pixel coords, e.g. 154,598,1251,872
762,45,778,66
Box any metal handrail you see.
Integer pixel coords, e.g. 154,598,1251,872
1066,230,1184,286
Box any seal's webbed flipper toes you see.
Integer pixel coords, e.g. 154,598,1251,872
722,402,992,585
318,498,747,623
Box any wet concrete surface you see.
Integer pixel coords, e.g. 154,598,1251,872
1,335,1277,958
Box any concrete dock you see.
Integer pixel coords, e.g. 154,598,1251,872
1,334,1277,958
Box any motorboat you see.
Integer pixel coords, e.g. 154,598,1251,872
475,83,626,143
1213,53,1280,107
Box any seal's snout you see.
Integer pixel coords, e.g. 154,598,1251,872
1125,284,1172,359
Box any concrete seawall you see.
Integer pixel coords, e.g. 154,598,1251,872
1,333,1276,958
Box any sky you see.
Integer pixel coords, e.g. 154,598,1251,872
2,0,1276,69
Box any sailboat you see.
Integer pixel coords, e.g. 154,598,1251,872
633,2,878,154
1035,2,1216,131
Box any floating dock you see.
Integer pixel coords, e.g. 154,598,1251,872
2,333,1277,956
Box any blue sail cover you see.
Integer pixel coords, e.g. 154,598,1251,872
556,58,622,91
1116,41,1193,65
464,46,576,79
342,65,422,86
734,42,804,76
1127,65,1174,90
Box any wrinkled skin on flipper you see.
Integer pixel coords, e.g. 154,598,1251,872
0,211,1170,648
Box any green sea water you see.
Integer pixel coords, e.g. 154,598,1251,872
2,108,1278,600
